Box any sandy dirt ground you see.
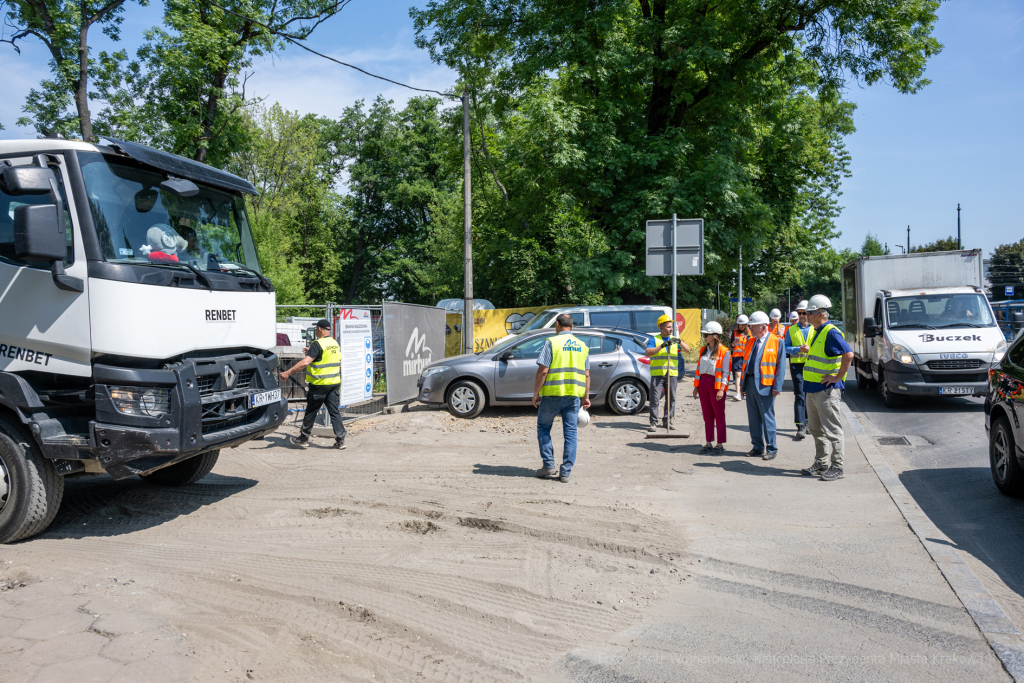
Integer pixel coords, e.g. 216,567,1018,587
0,400,702,683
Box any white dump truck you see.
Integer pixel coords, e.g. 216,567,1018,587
0,137,286,542
841,250,1007,407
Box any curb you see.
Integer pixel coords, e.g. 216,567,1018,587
842,401,1024,681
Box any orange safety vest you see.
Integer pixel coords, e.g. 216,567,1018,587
694,344,729,390
731,330,750,359
769,321,785,338
741,333,781,386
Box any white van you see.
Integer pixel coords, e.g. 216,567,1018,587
512,305,674,338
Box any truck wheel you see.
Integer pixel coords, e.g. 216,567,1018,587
608,379,647,415
446,380,486,419
855,362,876,390
990,417,1024,496
140,451,219,486
0,416,64,544
878,370,903,408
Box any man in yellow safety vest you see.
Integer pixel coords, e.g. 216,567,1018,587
533,314,591,483
644,314,692,431
280,319,347,449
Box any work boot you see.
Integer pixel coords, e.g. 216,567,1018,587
292,434,310,448
794,425,807,440
647,424,660,433
801,462,828,476
668,422,676,431
762,451,777,461
746,448,764,458
820,465,845,481
558,476,570,484
536,467,558,479
335,439,347,450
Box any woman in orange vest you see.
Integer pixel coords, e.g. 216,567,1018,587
693,321,731,454
728,315,750,402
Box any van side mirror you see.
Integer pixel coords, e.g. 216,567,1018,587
863,317,881,338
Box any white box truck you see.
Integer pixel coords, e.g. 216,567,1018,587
841,250,1008,407
0,137,287,542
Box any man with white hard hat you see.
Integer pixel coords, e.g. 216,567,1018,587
799,295,854,481
768,309,784,338
728,314,751,401
783,301,814,440
739,311,785,460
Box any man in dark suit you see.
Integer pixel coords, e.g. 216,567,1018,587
739,311,786,460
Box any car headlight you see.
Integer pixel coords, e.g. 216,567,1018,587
890,344,915,365
420,366,452,378
994,339,1009,363
109,386,171,417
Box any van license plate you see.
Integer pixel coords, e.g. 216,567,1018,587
250,389,281,408
939,387,972,395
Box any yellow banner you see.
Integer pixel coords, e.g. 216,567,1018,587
676,309,701,348
444,313,464,357
472,307,550,353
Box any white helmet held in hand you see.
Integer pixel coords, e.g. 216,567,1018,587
577,407,591,428
701,321,723,335
736,314,749,325
804,294,832,312
748,311,770,324
770,308,782,320
797,300,809,311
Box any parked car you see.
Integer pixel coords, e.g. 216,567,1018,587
986,332,1024,494
416,328,653,418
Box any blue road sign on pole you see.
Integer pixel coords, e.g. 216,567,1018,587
730,297,753,303
1007,286,1015,297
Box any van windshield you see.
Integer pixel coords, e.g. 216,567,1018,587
518,311,558,334
886,294,995,329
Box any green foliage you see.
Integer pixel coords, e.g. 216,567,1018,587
911,235,959,253
990,238,1024,302
860,233,888,257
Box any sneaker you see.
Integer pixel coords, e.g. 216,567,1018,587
292,435,310,448
820,465,845,481
536,467,558,479
647,424,660,433
668,422,677,431
794,425,806,441
558,476,570,484
711,445,725,455
762,451,777,461
746,448,764,458
801,462,828,476
335,439,347,450
699,443,713,455
732,395,742,402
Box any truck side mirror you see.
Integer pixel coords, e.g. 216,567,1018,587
0,166,55,195
14,204,65,262
863,317,880,338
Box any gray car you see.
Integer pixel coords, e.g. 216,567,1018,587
416,328,653,418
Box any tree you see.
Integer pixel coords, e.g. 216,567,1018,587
2,0,147,140
860,233,888,257
911,235,958,253
989,239,1024,302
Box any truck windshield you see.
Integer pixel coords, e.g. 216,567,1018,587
886,293,995,329
79,151,261,273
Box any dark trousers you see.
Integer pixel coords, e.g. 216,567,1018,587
790,362,806,426
300,385,346,441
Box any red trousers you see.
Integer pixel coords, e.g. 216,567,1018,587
698,378,727,443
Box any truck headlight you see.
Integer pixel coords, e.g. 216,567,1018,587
891,344,915,365
420,366,451,378
994,339,1009,363
109,387,171,417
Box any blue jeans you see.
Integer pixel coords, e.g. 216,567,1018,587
537,396,580,477
744,375,778,454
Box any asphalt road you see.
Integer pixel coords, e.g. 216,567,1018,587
843,377,1024,633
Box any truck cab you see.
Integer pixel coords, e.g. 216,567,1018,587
0,138,286,542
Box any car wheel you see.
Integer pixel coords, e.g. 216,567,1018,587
447,380,486,419
141,451,219,486
0,416,64,544
608,379,647,415
991,416,1024,496
878,369,903,408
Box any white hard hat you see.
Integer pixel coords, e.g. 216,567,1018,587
796,300,809,311
748,311,770,324
805,294,832,312
789,311,799,321
701,321,723,335
736,314,749,325
577,408,591,428
770,308,782,320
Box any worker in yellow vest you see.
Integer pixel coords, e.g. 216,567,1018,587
280,319,347,449
532,314,591,483
645,314,692,431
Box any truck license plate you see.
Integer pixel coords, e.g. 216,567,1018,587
939,387,973,395
250,389,281,408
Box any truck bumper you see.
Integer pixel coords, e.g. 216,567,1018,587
881,361,989,398
90,353,287,480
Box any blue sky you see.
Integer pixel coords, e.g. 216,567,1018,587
2,0,1020,260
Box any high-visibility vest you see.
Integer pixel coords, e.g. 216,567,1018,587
306,336,342,386
803,324,844,384
649,337,680,377
540,334,589,398
694,344,729,390
731,330,750,359
741,334,781,386
769,321,785,338
786,324,815,365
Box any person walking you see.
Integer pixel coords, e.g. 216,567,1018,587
799,295,855,481
783,303,814,440
728,315,750,402
692,321,730,454
739,311,785,460
280,319,347,449
645,314,691,431
533,314,591,483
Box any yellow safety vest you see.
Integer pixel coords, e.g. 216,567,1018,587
650,337,680,378
540,334,589,398
306,336,341,386
786,324,815,365
803,324,843,384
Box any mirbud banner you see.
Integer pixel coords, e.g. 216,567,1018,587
383,302,446,404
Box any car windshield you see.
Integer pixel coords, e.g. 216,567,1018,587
79,151,261,273
518,311,558,334
486,333,543,355
886,293,995,329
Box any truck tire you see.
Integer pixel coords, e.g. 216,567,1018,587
140,451,219,486
990,416,1024,496
0,416,64,544
855,361,876,391
878,369,903,408
446,380,486,418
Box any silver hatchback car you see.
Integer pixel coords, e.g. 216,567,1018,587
416,328,653,418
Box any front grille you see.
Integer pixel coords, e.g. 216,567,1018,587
202,414,252,434
923,373,986,384
197,374,217,396
927,359,983,370
236,368,256,389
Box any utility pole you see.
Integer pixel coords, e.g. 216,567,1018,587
738,246,743,316
462,89,474,354
907,225,910,254
957,204,961,249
